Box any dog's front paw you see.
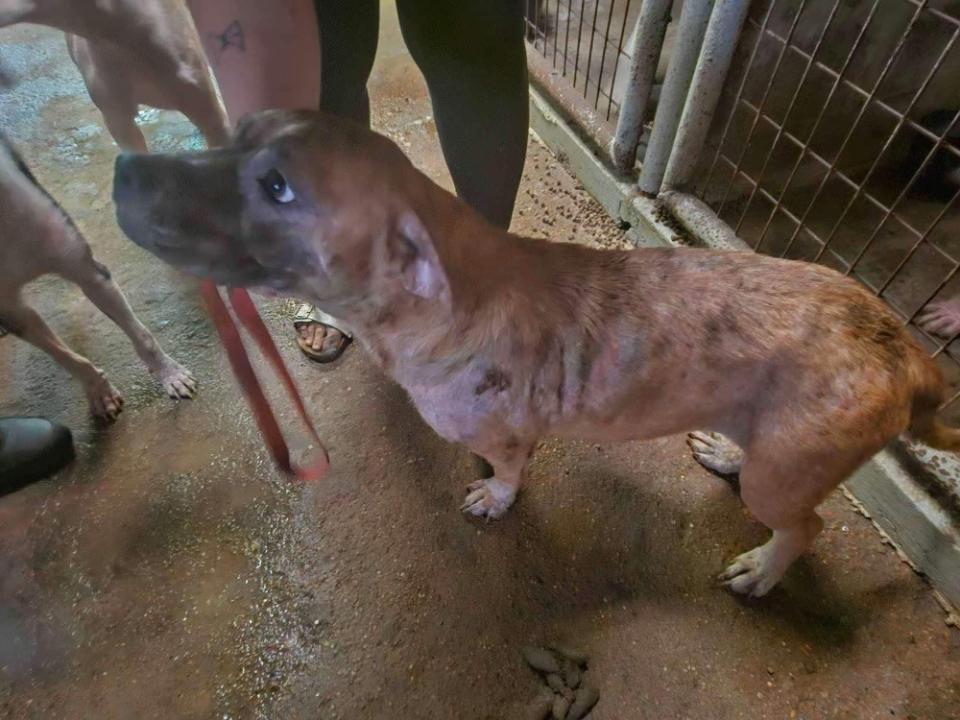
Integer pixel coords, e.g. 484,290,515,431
87,374,124,421
719,547,780,598
152,360,198,399
461,478,517,520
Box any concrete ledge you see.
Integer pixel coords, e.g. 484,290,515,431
527,86,960,611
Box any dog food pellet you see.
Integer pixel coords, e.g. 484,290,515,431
552,694,571,720
523,646,561,674
526,693,555,720
562,660,581,690
549,645,589,667
566,684,600,720
546,673,565,692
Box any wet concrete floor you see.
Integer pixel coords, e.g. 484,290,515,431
1,7,959,720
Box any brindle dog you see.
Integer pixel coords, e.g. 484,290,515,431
113,110,959,597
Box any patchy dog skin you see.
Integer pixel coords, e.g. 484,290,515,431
113,110,960,597
0,0,229,151
0,133,196,420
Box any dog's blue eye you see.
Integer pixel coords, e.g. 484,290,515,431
259,169,295,204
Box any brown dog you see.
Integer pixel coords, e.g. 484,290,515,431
112,110,960,597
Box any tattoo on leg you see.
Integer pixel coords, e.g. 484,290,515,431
206,20,245,64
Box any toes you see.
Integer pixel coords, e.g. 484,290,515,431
726,573,760,596
687,434,714,455
94,394,123,421
461,488,487,511
688,431,716,444
310,326,327,352
460,480,515,519
718,559,749,582
168,379,195,399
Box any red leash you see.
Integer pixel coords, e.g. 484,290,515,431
200,281,329,482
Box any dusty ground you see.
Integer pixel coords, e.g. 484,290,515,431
1,6,959,720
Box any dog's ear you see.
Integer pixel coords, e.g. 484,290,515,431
389,211,449,303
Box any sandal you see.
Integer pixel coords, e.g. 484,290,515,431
292,303,353,363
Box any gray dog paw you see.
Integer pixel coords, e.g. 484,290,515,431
687,431,743,475
461,478,517,519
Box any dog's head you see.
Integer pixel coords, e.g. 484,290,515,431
113,110,450,319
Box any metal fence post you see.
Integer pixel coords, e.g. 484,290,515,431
638,0,713,195
662,0,752,191
609,0,674,173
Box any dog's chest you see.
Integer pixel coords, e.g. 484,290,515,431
394,362,520,444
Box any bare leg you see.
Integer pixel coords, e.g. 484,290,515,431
917,297,960,339
461,439,533,519
0,298,123,420
185,0,351,359
186,0,320,121
61,257,196,399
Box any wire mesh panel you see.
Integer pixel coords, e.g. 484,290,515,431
693,0,960,421
523,0,644,125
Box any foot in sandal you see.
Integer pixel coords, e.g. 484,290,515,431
293,303,353,363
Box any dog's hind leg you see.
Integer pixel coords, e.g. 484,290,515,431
0,296,123,420
720,442,876,597
59,253,197,400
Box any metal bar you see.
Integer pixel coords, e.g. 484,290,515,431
932,331,960,359
875,180,960,296
537,0,546,55
897,0,960,27
638,0,713,195
701,0,777,195
753,21,960,161
814,25,960,263
552,0,560,66
584,0,603,101
775,0,931,259
663,0,753,190
563,0,573,76
609,0,674,172
755,2,882,252
741,99,929,238
573,0,588,87
716,157,861,267
716,0,810,219
905,254,960,326
606,0,634,120
595,0,619,108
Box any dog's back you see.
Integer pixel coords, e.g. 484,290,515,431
0,132,88,290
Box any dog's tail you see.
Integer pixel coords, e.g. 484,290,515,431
908,354,960,451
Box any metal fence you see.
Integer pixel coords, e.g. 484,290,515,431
523,0,643,124
692,0,960,418
525,0,960,420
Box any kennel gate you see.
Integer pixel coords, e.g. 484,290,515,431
524,0,960,423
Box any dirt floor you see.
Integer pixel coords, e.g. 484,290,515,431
1,6,959,720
